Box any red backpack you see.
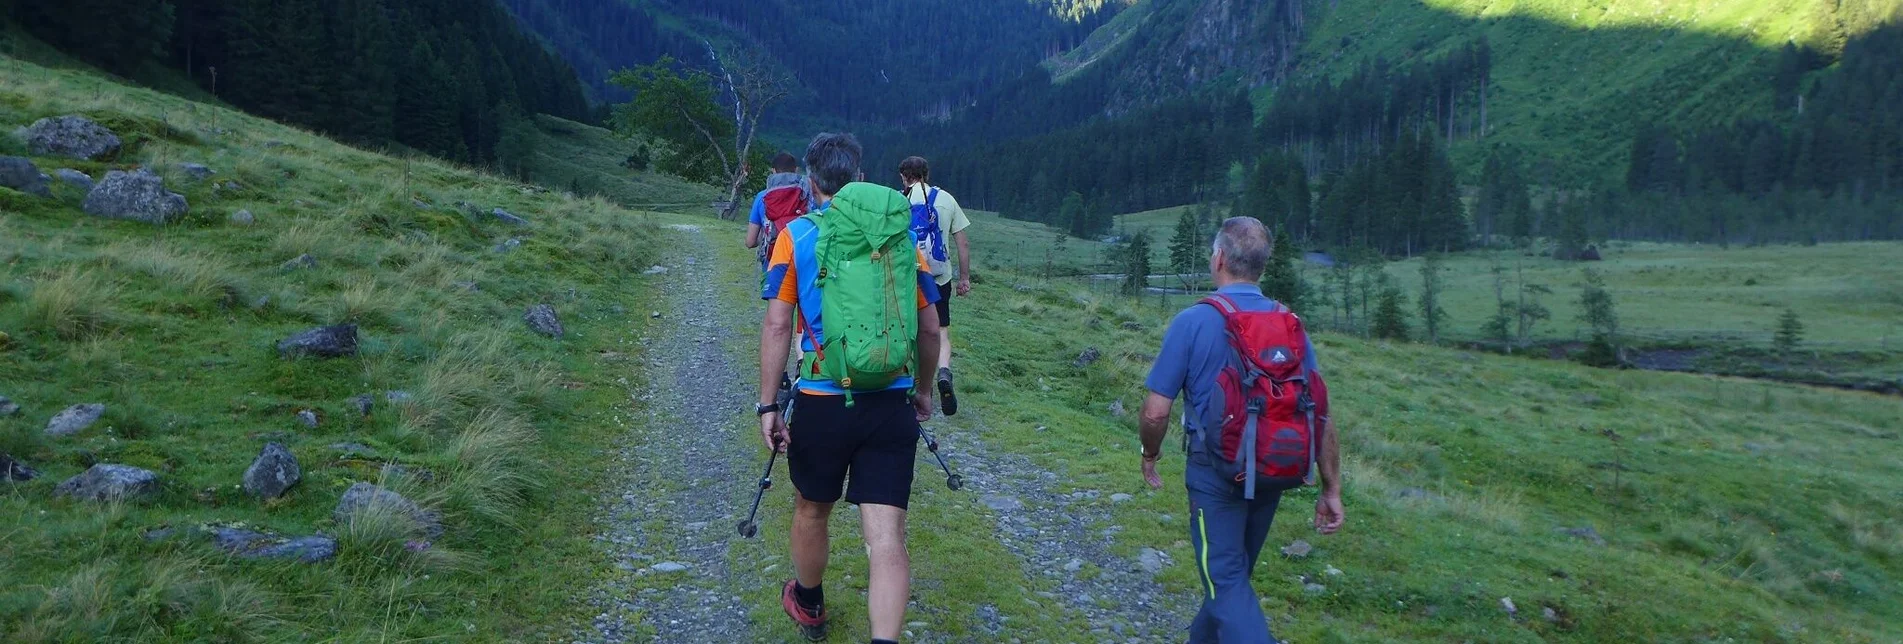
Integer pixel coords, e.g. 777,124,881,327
1198,295,1327,499
759,183,810,264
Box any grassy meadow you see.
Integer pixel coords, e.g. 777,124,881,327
0,56,673,640
934,263,1903,642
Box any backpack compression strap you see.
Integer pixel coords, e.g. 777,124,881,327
1199,295,1265,499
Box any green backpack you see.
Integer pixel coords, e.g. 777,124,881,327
801,182,920,403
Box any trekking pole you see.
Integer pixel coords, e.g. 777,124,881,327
918,424,964,491
738,379,799,539
736,450,776,538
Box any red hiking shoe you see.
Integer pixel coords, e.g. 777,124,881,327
780,579,828,641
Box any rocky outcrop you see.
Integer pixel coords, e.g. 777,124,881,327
492,207,530,226
18,115,122,160
54,464,159,501
0,156,52,197
242,443,301,499
277,325,358,359
45,403,105,437
82,168,188,224
178,163,215,181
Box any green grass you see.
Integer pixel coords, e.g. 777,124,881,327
521,113,722,214
935,265,1903,641
1292,0,1838,182
1366,241,1903,351
0,55,673,641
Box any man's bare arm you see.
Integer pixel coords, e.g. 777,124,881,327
745,224,763,249
954,230,972,282
1139,392,1173,457
915,302,942,381
760,300,795,406
1317,417,1340,495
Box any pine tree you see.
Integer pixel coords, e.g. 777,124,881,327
1060,192,1089,238
1371,281,1410,341
1418,254,1447,344
1775,308,1805,351
1261,228,1302,310
1576,268,1621,366
1120,232,1153,296
1167,207,1205,276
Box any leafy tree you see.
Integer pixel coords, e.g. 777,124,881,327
1261,228,1302,311
1119,232,1153,296
1775,308,1805,351
610,52,790,218
1418,254,1448,344
1371,281,1410,341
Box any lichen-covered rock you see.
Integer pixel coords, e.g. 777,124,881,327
82,168,188,224
524,304,564,338
45,403,105,437
276,325,358,359
333,482,442,537
54,464,159,501
242,442,301,499
18,115,122,160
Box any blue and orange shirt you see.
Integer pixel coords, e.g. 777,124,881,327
762,201,941,395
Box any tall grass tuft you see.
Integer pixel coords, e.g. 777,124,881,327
440,409,540,528
100,241,249,308
12,558,279,642
22,267,119,340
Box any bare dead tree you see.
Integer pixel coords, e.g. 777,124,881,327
706,45,792,221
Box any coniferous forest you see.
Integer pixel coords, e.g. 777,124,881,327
10,0,593,166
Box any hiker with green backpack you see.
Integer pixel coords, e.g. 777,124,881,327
757,132,942,643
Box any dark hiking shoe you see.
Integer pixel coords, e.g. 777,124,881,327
936,367,958,416
780,579,828,641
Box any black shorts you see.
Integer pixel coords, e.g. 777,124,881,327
934,286,952,328
787,390,920,509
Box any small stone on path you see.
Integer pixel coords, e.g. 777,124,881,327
982,495,1023,512
651,562,690,573
643,265,668,275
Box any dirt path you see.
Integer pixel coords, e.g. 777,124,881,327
579,224,763,643
936,412,1196,642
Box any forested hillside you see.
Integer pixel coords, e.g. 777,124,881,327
503,0,1122,126
7,0,593,167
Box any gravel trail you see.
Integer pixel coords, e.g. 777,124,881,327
579,225,764,643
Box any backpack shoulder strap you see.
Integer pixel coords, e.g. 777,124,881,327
1199,294,1241,318
926,187,939,208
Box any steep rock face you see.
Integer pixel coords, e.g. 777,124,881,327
1108,0,1303,110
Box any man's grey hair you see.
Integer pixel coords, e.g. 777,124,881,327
804,132,862,197
1213,217,1273,280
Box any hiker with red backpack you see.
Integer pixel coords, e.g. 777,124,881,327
898,156,972,416
746,152,812,271
758,132,942,643
1138,217,1344,643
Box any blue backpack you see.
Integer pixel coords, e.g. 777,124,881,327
909,187,950,277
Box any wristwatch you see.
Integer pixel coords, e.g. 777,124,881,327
755,403,781,416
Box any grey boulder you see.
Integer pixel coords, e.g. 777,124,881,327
2,453,38,482
1072,347,1102,368
229,209,255,226
18,115,121,160
524,304,563,338
278,254,316,272
54,168,94,192
277,325,358,359
348,394,375,417
0,156,52,197
0,395,19,417
492,207,529,226
242,442,301,499
54,464,159,501
210,527,336,563
334,482,442,537
83,168,188,224
178,163,215,180
45,403,106,437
